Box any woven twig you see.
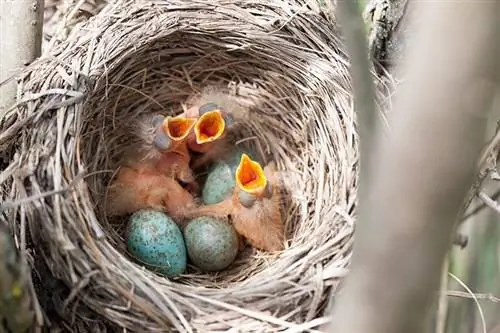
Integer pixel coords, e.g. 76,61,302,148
0,0,389,331
43,0,109,50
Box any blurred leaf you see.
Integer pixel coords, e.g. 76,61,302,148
0,224,34,333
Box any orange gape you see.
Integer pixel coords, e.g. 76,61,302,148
163,116,197,140
154,115,199,193
235,154,267,195
160,115,197,152
179,88,245,170
187,109,228,156
193,110,226,144
106,163,196,224
184,154,285,252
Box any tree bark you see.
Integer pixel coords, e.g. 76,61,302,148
363,0,410,75
0,0,44,331
326,2,500,333
0,0,44,117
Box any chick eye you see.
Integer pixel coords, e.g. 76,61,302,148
238,190,257,208
198,103,220,116
151,114,165,127
222,112,234,126
153,128,172,150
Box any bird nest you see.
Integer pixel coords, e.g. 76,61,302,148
0,0,387,331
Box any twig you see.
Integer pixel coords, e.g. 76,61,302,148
477,191,500,216
445,290,500,303
46,0,87,51
448,272,487,333
435,255,450,333
461,188,500,221
0,170,109,212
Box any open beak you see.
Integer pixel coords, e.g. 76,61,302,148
235,154,267,196
162,116,197,141
194,110,226,144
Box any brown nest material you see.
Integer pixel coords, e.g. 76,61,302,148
43,0,109,49
0,0,388,331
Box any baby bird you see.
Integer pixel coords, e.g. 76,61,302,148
121,113,198,187
106,113,200,220
186,102,234,153
184,154,285,252
105,162,197,223
153,114,198,185
181,87,249,170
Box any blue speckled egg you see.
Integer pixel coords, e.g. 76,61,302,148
126,209,187,277
202,148,258,205
183,217,239,272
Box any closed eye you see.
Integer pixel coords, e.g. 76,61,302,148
151,114,165,127
238,190,257,208
153,129,172,150
222,112,234,126
198,103,220,115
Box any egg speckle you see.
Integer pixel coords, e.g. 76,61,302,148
183,217,239,272
202,148,258,205
127,209,187,277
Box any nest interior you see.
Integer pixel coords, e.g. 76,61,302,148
0,0,367,331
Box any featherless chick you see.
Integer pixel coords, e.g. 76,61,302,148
181,87,250,170
105,162,197,223
184,154,286,252
106,113,199,221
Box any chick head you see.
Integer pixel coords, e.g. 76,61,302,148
235,154,272,207
153,115,197,151
194,103,234,144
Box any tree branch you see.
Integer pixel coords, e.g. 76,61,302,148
335,0,378,150
0,0,45,117
326,2,500,333
333,0,379,242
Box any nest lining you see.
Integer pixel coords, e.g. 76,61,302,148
0,0,386,331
